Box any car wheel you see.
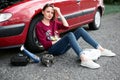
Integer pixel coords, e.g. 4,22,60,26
89,10,101,30
25,14,45,52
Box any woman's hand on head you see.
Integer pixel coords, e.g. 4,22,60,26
53,6,69,27
54,7,60,11
53,7,62,15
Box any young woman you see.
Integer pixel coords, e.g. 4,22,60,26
36,4,116,69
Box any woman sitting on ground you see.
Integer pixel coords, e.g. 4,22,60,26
36,4,116,69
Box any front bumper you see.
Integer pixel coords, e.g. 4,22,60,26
0,23,25,37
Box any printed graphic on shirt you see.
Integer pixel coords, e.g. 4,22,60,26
46,30,59,41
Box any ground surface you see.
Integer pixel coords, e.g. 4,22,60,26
0,13,120,80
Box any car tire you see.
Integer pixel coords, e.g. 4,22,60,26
89,10,101,30
25,14,45,52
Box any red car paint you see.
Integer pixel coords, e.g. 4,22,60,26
0,0,104,52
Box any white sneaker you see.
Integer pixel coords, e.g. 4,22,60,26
20,45,25,51
101,49,116,57
83,49,101,60
81,60,100,69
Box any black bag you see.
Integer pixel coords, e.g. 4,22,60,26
10,53,30,66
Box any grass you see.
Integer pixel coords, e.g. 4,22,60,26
104,4,120,15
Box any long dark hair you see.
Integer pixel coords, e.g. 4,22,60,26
42,3,55,21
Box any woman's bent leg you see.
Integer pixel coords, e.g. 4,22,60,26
48,31,100,69
48,32,83,56
48,27,100,55
73,27,99,49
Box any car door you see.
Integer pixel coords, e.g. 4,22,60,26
53,0,81,27
79,0,98,22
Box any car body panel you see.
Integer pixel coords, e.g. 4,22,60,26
0,0,52,48
0,0,104,49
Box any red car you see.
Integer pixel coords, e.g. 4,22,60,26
0,0,104,52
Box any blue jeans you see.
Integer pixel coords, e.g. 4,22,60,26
48,28,99,57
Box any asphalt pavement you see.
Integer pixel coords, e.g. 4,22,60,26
0,13,120,80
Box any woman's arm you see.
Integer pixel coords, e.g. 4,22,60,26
54,7,69,27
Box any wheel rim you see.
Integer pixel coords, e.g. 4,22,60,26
95,11,101,28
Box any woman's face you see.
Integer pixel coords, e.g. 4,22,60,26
42,7,54,20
